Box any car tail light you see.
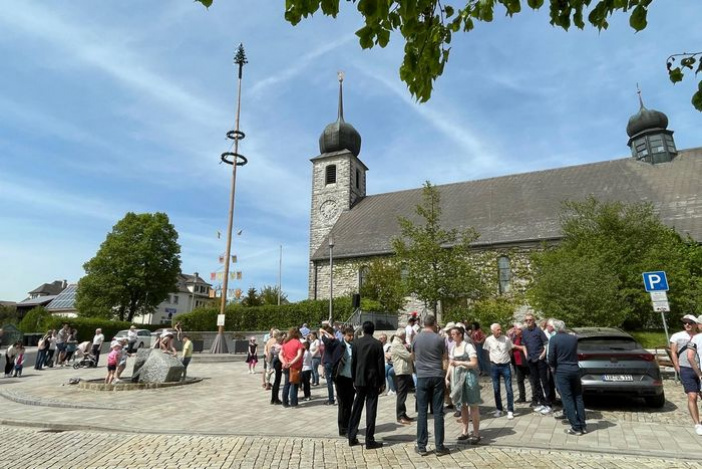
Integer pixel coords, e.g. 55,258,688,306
577,353,655,361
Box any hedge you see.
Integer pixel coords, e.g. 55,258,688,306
177,297,382,332
18,306,159,343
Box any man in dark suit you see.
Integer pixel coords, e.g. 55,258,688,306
348,321,385,449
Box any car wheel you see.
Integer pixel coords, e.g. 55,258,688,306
139,342,144,349
645,392,666,408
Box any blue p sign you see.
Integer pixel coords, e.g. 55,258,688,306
642,271,669,292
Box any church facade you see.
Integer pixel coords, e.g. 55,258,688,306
308,80,702,311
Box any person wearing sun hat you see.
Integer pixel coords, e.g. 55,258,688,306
670,314,701,435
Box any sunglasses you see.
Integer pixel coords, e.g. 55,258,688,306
683,321,696,325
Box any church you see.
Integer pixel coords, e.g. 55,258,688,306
307,76,702,310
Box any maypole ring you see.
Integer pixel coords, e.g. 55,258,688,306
226,130,246,141
221,152,248,166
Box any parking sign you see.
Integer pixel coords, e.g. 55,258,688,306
642,271,669,292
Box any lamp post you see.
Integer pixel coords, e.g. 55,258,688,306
328,234,334,323
211,43,249,354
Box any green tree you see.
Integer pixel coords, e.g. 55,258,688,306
0,303,19,326
76,212,182,322
196,0,700,110
18,306,52,333
528,197,702,328
393,181,485,319
258,285,289,305
359,258,407,313
241,287,262,307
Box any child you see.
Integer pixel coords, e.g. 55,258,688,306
301,341,312,401
13,345,25,377
246,337,258,374
115,339,130,383
105,343,121,384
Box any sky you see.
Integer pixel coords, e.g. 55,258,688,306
1,1,700,303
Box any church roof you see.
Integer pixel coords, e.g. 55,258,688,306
311,147,702,261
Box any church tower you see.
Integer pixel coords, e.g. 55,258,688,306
308,73,368,299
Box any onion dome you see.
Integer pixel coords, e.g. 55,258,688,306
626,93,669,138
319,72,362,157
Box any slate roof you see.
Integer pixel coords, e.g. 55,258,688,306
28,280,66,296
311,147,702,261
177,273,211,293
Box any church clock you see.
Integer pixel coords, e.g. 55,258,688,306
319,199,339,223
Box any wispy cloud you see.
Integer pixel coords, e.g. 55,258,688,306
250,35,356,97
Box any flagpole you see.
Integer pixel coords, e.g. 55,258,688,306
211,44,248,354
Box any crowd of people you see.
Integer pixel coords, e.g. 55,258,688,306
259,312,588,454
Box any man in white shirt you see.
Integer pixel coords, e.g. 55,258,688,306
483,323,525,420
676,314,702,435
92,329,105,366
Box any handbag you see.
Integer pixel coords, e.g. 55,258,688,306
289,366,301,384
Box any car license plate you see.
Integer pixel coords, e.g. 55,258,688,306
603,374,633,382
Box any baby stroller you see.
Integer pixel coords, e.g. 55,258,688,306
73,353,97,369
73,343,98,369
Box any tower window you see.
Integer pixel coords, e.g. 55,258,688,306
355,169,360,189
325,165,337,184
498,256,511,294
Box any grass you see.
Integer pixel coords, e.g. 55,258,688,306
628,330,669,349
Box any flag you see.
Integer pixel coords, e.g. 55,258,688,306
216,272,224,280
218,255,224,264
231,255,237,263
216,230,221,239
208,289,215,298
230,272,236,280
234,288,242,299
236,271,242,280
210,272,216,281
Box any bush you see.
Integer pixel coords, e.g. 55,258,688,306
18,307,52,333
177,297,383,331
20,309,133,343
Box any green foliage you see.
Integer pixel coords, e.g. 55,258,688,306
195,0,699,111
177,297,382,331
19,307,135,340
666,52,702,111
258,285,289,306
393,181,486,314
18,307,52,333
359,258,407,313
443,297,520,329
241,287,262,307
0,303,19,326
528,197,702,328
76,212,182,322
629,330,668,348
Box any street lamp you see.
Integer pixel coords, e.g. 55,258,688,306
328,234,334,323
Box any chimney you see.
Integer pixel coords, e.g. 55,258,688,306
62,279,67,289
194,272,199,280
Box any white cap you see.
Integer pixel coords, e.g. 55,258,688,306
443,322,456,332
682,314,698,323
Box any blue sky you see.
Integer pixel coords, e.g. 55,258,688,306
1,2,700,303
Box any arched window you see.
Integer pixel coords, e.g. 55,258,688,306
325,165,337,184
358,265,369,290
498,256,511,294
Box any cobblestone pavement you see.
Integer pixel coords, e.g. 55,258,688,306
2,427,700,469
0,359,700,467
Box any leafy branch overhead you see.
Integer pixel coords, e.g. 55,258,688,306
196,0,700,110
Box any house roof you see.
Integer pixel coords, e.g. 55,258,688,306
47,284,78,311
28,280,66,296
177,273,212,293
17,295,58,307
312,147,702,261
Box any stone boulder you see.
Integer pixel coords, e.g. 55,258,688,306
132,349,184,383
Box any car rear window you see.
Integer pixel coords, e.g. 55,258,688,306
577,337,639,351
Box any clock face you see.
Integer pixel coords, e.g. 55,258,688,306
319,199,339,223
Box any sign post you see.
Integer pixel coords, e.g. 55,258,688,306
642,271,671,346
